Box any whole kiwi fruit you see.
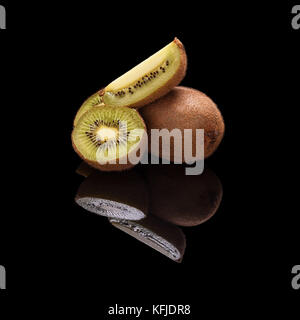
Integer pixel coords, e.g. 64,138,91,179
140,86,225,162
144,164,223,227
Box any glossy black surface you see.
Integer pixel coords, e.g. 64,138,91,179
0,2,298,313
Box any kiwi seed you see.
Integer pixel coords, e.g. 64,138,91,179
75,170,148,220
99,38,187,108
72,106,147,171
109,215,186,262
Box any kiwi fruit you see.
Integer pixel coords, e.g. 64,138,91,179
144,164,223,227
72,106,147,171
75,170,148,220
99,38,187,109
109,216,186,262
74,92,104,127
140,86,225,162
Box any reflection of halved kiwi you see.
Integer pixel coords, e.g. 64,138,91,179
75,170,148,220
75,161,96,178
99,38,187,109
144,164,223,226
74,92,104,127
72,106,147,171
109,216,186,263
140,86,225,161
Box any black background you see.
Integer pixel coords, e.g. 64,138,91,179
0,1,299,315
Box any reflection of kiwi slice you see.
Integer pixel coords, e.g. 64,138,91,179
72,106,147,171
144,164,223,226
99,38,187,108
75,170,148,220
75,161,96,178
109,216,186,263
74,92,104,127
140,86,225,161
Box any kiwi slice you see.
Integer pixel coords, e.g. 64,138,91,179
73,92,104,127
109,216,186,263
144,164,223,227
75,170,148,220
72,106,147,171
99,38,187,108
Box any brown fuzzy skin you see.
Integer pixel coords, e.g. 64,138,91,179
71,107,148,172
144,164,223,227
110,215,186,263
99,38,187,109
140,86,225,161
75,170,148,220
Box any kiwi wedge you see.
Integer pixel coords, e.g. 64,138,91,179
72,106,147,171
75,170,148,220
109,216,186,262
74,92,104,127
144,164,223,227
140,86,225,161
99,38,187,108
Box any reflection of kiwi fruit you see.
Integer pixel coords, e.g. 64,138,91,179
99,38,187,109
110,215,186,263
144,164,223,226
75,161,96,178
75,170,148,220
74,92,104,127
72,106,147,171
140,86,225,161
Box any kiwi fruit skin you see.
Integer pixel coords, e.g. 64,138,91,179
144,164,223,227
75,170,148,220
110,215,186,263
99,38,187,109
140,86,225,161
72,106,147,172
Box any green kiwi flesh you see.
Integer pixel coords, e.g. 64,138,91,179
74,92,104,127
72,106,146,171
99,38,187,108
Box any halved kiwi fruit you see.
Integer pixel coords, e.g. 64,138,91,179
75,170,148,220
140,86,225,161
72,106,147,171
144,164,223,227
99,38,187,108
109,216,186,262
74,92,104,127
